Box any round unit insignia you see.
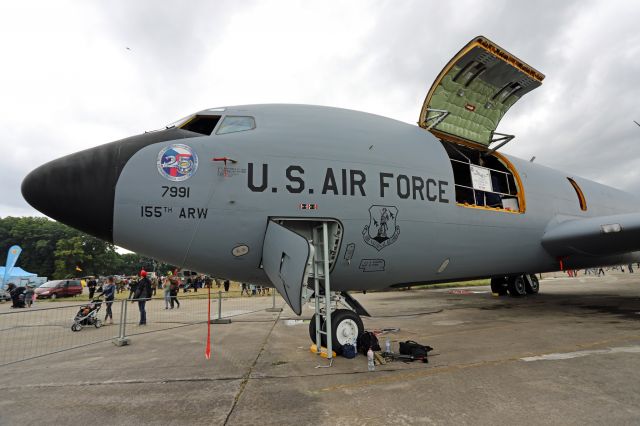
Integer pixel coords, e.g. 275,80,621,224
157,144,198,182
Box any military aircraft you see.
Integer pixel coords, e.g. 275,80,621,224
21,36,640,358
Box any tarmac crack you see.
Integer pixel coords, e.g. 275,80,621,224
223,308,282,425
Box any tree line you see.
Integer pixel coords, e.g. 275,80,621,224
0,217,175,279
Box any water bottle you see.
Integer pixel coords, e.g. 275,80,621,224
385,337,391,353
367,348,375,371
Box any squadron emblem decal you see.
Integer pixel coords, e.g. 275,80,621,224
157,144,198,182
362,205,400,251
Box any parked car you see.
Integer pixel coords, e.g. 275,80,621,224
35,280,83,299
0,289,10,302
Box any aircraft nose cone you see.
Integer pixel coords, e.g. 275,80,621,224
21,143,120,242
21,127,199,243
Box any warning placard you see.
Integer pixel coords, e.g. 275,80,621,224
470,165,493,192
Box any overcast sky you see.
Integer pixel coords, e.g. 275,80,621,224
2,0,639,218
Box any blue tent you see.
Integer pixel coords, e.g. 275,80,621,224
0,266,36,280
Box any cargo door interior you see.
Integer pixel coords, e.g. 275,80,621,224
262,220,314,315
419,36,545,213
419,36,545,152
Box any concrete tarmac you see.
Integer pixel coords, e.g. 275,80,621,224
1,272,640,425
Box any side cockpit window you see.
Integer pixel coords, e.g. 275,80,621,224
216,116,256,135
442,141,524,213
181,115,222,135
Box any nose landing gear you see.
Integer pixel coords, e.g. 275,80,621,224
309,308,364,354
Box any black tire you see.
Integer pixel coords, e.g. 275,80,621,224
309,310,364,355
330,309,364,355
525,275,540,294
71,323,81,332
508,276,527,297
308,314,325,343
51,293,57,300
490,277,509,296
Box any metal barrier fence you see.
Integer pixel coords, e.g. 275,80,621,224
0,290,284,367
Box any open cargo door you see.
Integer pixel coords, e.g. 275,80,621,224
419,36,545,151
262,220,314,315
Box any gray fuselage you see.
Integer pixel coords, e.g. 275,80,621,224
102,104,640,290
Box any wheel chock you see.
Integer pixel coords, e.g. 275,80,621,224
310,344,336,358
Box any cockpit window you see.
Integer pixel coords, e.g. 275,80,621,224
164,114,192,130
216,116,256,135
180,115,222,135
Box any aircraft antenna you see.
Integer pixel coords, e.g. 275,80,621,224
634,120,640,128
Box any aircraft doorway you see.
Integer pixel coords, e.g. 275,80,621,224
261,218,343,313
268,218,343,272
261,218,350,362
441,141,525,213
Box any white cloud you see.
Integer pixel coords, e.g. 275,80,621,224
2,0,640,217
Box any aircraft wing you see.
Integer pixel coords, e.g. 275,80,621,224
542,213,640,257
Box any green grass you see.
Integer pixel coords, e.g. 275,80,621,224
39,284,272,303
39,279,490,303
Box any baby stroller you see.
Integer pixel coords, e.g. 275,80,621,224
71,298,103,331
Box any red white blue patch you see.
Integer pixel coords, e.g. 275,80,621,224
157,144,198,182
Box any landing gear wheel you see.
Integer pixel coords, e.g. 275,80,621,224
525,275,540,294
308,310,364,355
330,309,364,355
71,323,82,332
508,275,527,297
94,319,103,328
490,277,509,296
